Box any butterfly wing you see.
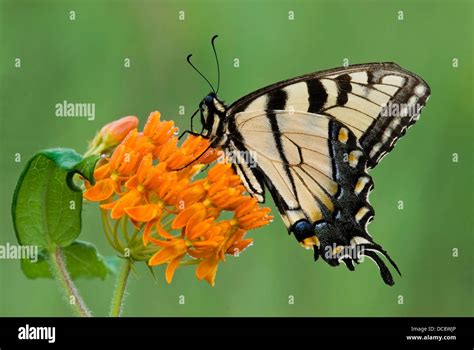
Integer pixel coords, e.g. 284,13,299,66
226,110,400,285
227,62,430,168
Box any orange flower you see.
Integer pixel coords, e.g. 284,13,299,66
149,216,253,285
85,111,272,286
160,134,220,170
84,132,145,201
142,111,179,158
233,197,273,230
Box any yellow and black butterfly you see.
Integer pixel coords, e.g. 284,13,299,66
184,36,430,285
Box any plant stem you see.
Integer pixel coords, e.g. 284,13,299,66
110,258,132,317
49,246,92,317
83,144,105,158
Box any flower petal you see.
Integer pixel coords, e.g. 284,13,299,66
235,197,259,217
142,221,154,246
143,111,161,137
186,219,213,241
156,222,175,239
172,203,206,229
136,153,153,183
165,256,183,284
227,239,253,255
196,256,219,286
110,190,142,219
83,178,115,201
125,204,159,222
93,163,112,180
148,240,187,266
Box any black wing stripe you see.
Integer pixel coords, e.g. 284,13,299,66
241,131,301,208
266,89,288,110
227,139,265,200
367,70,374,85
264,90,301,205
234,163,262,197
306,80,328,113
267,112,298,200
334,74,352,105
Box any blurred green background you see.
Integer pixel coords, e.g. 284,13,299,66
1,0,473,317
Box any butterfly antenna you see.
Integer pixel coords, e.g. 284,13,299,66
211,35,221,93
186,54,215,93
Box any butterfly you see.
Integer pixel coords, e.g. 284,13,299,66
184,36,430,285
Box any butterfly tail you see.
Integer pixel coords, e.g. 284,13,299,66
359,243,402,286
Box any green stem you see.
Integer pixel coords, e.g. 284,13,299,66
122,216,130,242
112,218,125,252
101,210,117,250
109,258,132,317
48,246,92,317
129,227,141,243
83,143,105,158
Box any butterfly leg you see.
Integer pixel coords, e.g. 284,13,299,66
178,129,202,140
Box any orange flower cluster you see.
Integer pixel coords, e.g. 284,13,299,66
84,112,272,285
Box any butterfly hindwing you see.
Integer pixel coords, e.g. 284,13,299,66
227,110,400,285
228,62,431,168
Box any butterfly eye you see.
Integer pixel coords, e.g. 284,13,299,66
204,94,214,105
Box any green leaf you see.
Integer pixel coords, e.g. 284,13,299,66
12,148,99,250
21,241,112,280
71,153,101,187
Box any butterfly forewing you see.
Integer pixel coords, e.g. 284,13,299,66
228,62,431,168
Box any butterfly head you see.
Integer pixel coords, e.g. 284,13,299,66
199,93,227,137
187,35,226,138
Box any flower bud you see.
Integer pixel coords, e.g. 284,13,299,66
87,116,139,156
